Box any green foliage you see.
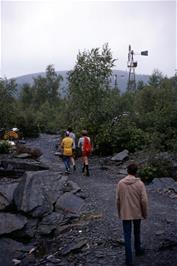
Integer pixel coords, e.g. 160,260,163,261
148,69,164,87
19,83,34,109
133,78,177,152
138,154,173,183
67,43,116,134
110,118,147,152
0,141,11,154
16,108,39,137
138,165,157,183
1,45,177,155
136,80,145,91
16,65,64,136
32,65,63,108
149,157,172,178
0,78,18,128
35,101,63,133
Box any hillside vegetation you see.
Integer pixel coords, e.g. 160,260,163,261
14,70,149,94
1,44,177,156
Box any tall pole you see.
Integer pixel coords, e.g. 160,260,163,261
127,45,137,90
127,45,148,91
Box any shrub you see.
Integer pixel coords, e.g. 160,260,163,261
0,140,11,154
138,165,157,183
138,156,173,183
149,157,173,178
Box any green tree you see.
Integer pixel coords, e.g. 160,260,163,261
67,43,116,136
35,101,62,133
33,65,63,108
45,65,63,104
19,83,34,109
16,107,39,137
148,69,164,88
0,78,18,128
17,65,65,136
133,82,177,151
136,80,145,90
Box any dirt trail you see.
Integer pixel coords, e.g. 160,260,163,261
71,159,177,266
28,134,177,266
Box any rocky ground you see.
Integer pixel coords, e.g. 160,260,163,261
1,134,177,266
27,134,177,266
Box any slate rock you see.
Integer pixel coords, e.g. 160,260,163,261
22,218,38,238
61,239,87,255
155,230,165,236
0,169,25,178
14,171,68,217
55,192,85,214
66,180,81,194
0,238,32,266
111,149,129,161
0,181,19,210
158,239,177,250
0,213,27,235
1,159,49,171
38,212,64,235
14,153,31,159
150,177,175,189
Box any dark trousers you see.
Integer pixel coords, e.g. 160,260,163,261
123,219,141,264
63,155,70,171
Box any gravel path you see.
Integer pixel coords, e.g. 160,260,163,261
27,134,177,266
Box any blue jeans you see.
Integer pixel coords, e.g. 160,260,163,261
63,155,70,171
123,219,141,265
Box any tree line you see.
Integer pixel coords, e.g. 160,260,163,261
1,43,177,155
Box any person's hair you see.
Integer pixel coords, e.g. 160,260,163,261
65,131,70,136
67,127,72,132
127,163,138,175
82,129,88,136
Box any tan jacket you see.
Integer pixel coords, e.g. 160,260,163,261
116,175,148,220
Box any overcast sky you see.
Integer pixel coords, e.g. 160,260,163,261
1,0,176,79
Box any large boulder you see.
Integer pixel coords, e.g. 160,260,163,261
150,177,177,192
111,149,129,162
14,171,68,217
22,218,38,238
55,192,85,214
65,180,81,194
1,159,49,171
0,181,19,210
38,212,64,235
0,238,33,266
0,213,27,235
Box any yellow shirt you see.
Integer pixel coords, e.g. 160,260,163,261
61,136,73,156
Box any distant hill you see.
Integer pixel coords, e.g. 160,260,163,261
14,70,149,94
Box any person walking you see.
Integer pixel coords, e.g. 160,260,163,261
60,131,73,174
67,127,76,171
78,130,91,176
116,163,148,266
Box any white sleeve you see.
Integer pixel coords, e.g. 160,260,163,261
78,138,81,148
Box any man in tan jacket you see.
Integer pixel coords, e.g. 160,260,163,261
116,163,148,266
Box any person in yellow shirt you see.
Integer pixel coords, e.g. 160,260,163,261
60,131,73,174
